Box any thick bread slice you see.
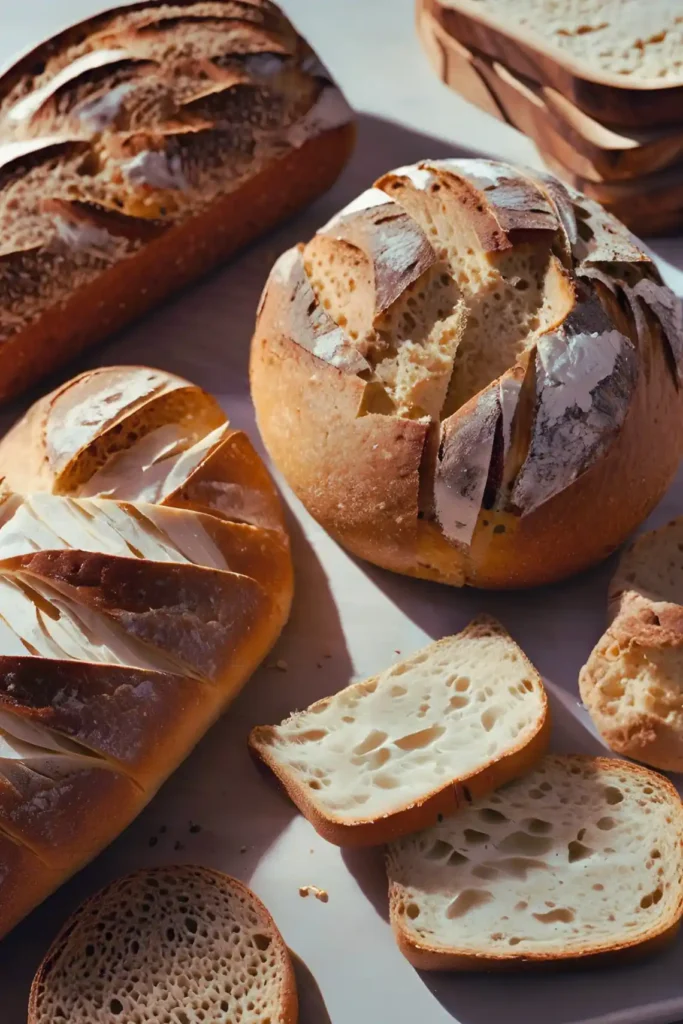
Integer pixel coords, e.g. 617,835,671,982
387,754,683,969
251,616,549,846
28,865,297,1024
580,518,683,772
417,14,683,184
430,0,683,128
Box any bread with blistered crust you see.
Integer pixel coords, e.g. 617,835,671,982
0,0,355,400
0,364,293,938
251,158,683,588
581,518,683,772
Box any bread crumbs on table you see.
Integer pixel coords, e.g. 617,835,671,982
148,836,158,848
240,845,247,854
299,885,329,903
174,841,184,852
189,822,201,834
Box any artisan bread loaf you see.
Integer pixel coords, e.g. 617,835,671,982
251,617,549,845
0,0,354,401
429,0,683,127
0,365,293,938
251,158,683,588
580,518,683,772
29,865,297,1024
387,755,683,969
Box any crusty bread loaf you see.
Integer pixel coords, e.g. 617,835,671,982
251,617,549,845
0,365,293,939
29,865,297,1024
0,0,354,401
387,755,683,969
251,158,683,588
580,518,683,772
417,12,683,187
429,0,683,127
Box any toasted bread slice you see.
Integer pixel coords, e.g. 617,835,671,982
387,754,683,969
581,517,683,772
28,866,297,1024
250,616,550,846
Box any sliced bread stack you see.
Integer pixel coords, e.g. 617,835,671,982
418,0,683,235
252,617,683,968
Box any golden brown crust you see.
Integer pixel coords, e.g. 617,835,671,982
0,0,355,401
0,365,294,938
0,657,215,784
251,158,683,589
0,123,354,401
251,307,430,576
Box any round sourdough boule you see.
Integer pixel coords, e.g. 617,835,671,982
250,158,683,588
28,865,298,1024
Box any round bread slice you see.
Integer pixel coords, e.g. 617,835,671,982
387,755,683,969
28,865,297,1024
580,517,683,771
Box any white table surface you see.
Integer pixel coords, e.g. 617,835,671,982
1,2,683,1023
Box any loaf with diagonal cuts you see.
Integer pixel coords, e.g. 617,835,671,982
0,364,293,938
0,0,355,400
251,158,683,588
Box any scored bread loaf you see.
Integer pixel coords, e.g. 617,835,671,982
0,0,354,401
580,518,683,772
387,755,683,969
0,364,293,939
251,617,549,845
428,0,683,128
29,866,297,1024
251,157,683,588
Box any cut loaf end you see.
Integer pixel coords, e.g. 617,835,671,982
387,755,683,969
28,865,297,1024
250,616,550,846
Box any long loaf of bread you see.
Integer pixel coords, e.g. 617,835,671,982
0,0,355,400
0,364,293,938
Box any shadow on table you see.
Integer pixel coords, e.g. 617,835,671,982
292,953,333,1024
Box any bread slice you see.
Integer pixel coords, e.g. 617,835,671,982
387,754,683,969
250,616,549,846
430,0,683,128
28,865,297,1024
580,518,683,772
417,11,683,184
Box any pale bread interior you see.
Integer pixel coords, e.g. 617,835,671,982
387,755,683,957
29,866,293,1024
303,166,564,421
467,0,683,82
609,517,683,614
252,619,546,822
580,517,683,771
